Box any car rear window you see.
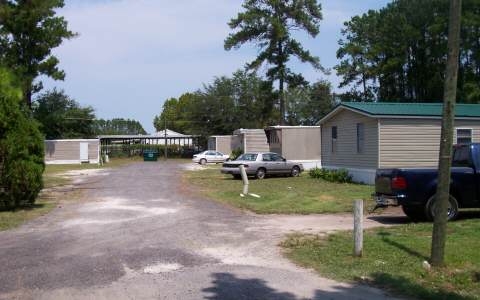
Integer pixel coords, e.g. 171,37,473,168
237,153,258,161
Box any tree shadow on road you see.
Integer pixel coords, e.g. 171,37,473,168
202,272,392,300
202,272,474,300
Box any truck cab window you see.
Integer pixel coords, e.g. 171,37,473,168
452,146,471,167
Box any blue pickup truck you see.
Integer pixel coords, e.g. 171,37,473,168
374,143,480,221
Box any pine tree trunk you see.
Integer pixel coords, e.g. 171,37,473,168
24,88,32,109
278,41,285,125
430,0,462,267
279,75,285,125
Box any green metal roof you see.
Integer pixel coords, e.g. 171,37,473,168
340,102,480,118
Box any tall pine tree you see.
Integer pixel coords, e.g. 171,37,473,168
225,0,325,124
0,0,76,108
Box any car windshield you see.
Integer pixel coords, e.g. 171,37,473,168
236,153,258,161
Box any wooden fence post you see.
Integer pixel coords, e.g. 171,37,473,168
353,199,364,257
239,165,249,195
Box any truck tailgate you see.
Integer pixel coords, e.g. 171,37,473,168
375,169,394,194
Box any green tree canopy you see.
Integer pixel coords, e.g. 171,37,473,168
0,67,44,209
94,118,147,136
153,70,277,137
336,0,480,103
286,80,333,125
0,0,76,107
225,0,325,124
32,89,95,139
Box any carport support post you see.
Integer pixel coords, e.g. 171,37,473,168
239,164,249,195
353,199,363,257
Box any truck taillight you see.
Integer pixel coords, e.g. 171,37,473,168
391,176,407,190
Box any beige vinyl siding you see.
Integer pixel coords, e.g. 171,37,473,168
321,109,378,169
244,131,269,152
282,128,321,160
216,136,233,155
88,141,99,159
379,118,480,168
45,140,79,161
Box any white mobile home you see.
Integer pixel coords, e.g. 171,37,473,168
45,139,100,164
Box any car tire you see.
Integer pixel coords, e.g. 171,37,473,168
233,174,241,180
199,158,207,165
291,166,300,177
401,205,426,222
425,194,459,221
255,168,266,180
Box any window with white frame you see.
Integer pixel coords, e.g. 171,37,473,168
331,126,337,153
456,128,472,144
357,123,365,153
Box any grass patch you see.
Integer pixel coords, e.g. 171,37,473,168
282,220,480,299
0,157,137,231
185,166,373,214
0,199,56,231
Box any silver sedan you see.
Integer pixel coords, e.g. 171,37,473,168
220,152,304,179
192,150,230,165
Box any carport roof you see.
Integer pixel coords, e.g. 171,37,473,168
319,102,480,124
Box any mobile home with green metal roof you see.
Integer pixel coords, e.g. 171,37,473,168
318,102,480,184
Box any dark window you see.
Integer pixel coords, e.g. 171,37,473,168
357,123,365,154
269,131,280,144
331,126,337,153
262,153,272,161
237,153,258,161
271,154,284,161
453,146,471,167
456,129,472,144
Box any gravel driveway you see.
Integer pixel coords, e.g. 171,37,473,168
0,161,405,300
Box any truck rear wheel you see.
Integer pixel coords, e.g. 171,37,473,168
425,194,459,221
401,205,426,222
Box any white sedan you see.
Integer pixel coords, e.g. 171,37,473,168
192,150,230,165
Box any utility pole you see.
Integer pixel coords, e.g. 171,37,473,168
430,0,462,267
164,117,167,160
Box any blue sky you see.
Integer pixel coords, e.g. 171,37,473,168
43,0,390,133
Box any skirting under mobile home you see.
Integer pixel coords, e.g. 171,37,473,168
319,102,480,184
45,139,100,164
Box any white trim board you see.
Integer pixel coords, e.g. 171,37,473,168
45,159,100,165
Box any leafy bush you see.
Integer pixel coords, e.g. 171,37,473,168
308,167,353,183
230,148,243,160
0,68,45,209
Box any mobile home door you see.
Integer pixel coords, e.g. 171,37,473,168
80,142,89,162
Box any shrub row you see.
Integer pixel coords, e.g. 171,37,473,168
308,167,353,183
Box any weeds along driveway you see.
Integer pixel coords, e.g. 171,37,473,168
0,161,405,300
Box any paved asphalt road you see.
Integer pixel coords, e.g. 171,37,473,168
0,162,405,300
